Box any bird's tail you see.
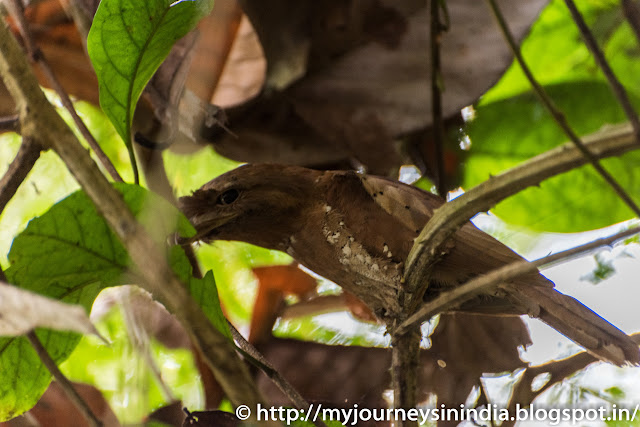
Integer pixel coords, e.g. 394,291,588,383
506,285,639,366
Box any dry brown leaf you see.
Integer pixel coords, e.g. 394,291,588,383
203,0,548,176
0,282,99,337
249,264,317,344
254,315,529,423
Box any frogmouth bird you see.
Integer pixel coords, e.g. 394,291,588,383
180,164,639,365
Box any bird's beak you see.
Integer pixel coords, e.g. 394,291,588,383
182,211,238,244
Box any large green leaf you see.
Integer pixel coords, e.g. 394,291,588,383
0,184,228,420
464,81,640,232
463,0,640,232
87,0,214,179
483,0,640,103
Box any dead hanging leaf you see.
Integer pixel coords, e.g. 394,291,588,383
291,0,549,137
92,286,191,350
0,282,100,338
207,14,266,107
254,315,529,412
203,0,548,176
252,264,318,295
255,338,391,412
423,314,530,426
249,264,317,344
186,0,246,103
343,291,377,322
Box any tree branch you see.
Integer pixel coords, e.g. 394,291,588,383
398,225,640,334
0,19,265,411
0,114,19,132
227,322,329,427
484,0,640,218
390,324,421,427
0,136,41,215
430,0,446,197
404,122,637,305
622,0,640,46
563,0,640,141
5,0,123,183
27,331,103,427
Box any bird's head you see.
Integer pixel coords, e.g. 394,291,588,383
179,164,321,249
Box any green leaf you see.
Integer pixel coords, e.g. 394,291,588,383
0,330,76,421
0,184,221,420
169,246,231,339
604,386,625,399
87,0,214,180
580,253,616,284
464,81,640,232
483,0,635,103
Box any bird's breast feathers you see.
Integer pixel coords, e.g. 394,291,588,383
284,201,404,316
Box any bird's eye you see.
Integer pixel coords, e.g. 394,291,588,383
217,189,240,205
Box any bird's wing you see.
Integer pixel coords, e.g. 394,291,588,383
357,173,553,287
358,174,438,233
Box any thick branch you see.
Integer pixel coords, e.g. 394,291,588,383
390,325,421,427
0,21,264,410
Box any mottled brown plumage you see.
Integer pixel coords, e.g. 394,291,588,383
180,164,639,365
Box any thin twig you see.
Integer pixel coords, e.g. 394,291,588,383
398,225,640,334
26,331,103,427
227,322,329,427
485,0,640,218
430,0,446,197
5,0,123,183
563,0,640,140
0,114,19,132
60,0,93,42
0,136,41,215
622,0,640,45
